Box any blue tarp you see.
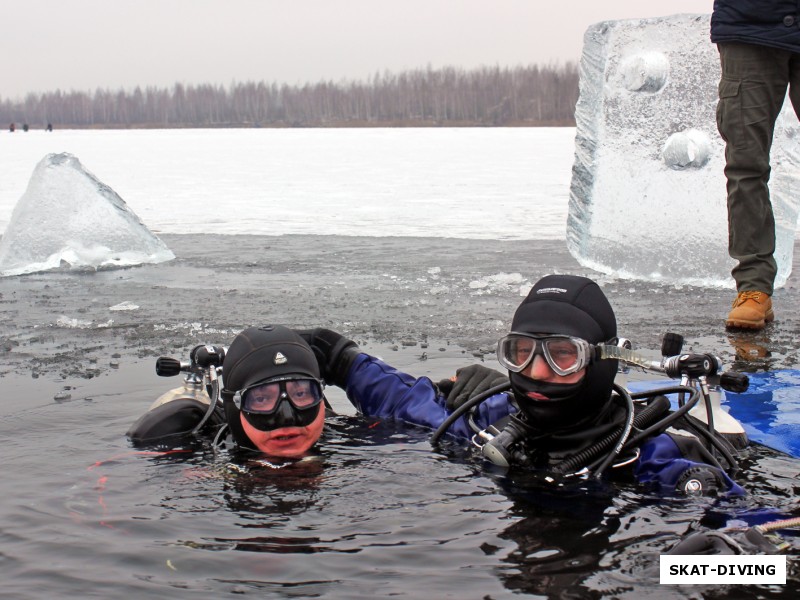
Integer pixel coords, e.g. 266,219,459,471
628,369,800,458
727,369,800,458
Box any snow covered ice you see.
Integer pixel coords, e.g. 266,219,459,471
0,153,174,277
567,14,800,288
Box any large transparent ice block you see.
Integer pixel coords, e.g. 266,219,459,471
567,14,800,289
0,153,174,276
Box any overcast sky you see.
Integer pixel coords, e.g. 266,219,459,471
1,0,712,100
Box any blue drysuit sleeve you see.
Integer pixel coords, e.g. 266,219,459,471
635,433,746,496
342,353,515,439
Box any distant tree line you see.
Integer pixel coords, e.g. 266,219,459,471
1,64,578,129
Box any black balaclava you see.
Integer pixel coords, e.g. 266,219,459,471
507,274,618,434
222,325,322,450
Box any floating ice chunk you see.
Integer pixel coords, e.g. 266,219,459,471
55,315,114,329
0,153,174,277
567,14,800,288
468,272,527,295
56,316,94,329
109,301,140,311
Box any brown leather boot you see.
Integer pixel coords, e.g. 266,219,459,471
725,291,774,330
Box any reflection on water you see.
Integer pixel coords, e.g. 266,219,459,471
729,333,771,361
1,359,799,599
728,331,772,371
724,315,800,375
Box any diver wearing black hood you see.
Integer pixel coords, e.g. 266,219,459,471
221,325,328,455
128,325,333,459
298,274,744,495
128,276,745,494
505,274,619,436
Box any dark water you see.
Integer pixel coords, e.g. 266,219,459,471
1,349,798,599
1,235,799,598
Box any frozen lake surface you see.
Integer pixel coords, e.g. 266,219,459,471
1,127,574,240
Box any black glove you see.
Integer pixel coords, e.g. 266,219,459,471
295,328,359,387
436,364,508,411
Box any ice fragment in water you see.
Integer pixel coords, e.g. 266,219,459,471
109,301,140,311
0,153,174,276
567,14,800,288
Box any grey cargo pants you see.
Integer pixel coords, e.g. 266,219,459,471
716,42,800,294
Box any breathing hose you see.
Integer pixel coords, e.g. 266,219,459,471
191,373,221,435
622,385,701,447
430,381,512,445
590,383,635,478
755,517,800,533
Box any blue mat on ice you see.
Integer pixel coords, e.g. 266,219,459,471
628,369,800,458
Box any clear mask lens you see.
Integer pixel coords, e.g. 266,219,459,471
496,334,590,376
241,378,323,414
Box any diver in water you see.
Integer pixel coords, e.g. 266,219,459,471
299,274,745,495
128,275,744,494
128,325,328,457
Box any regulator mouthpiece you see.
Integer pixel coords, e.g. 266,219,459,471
480,418,531,468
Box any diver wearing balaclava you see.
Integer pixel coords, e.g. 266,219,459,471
222,325,327,455
502,275,619,440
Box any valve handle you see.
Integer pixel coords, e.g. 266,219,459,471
155,356,183,377
661,332,684,357
720,371,749,394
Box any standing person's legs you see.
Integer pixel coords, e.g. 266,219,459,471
717,43,789,328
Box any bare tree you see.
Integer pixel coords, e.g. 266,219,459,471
0,63,578,129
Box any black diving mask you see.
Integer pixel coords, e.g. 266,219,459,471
233,377,323,431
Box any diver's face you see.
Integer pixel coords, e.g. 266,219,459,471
241,403,325,457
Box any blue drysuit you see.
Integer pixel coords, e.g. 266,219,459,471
343,353,745,495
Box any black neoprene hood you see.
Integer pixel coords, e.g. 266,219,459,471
507,274,619,432
222,325,321,393
511,274,616,343
222,325,322,450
